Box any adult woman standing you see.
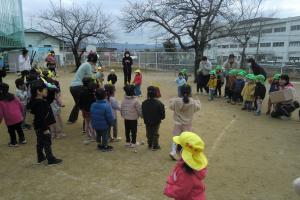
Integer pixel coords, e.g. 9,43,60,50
247,58,267,78
67,52,98,124
18,48,31,78
122,51,133,85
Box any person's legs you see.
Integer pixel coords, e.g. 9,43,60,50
15,122,26,143
266,98,272,114
256,98,263,115
7,124,17,145
146,125,154,148
135,84,141,96
101,130,109,147
124,120,131,143
113,119,118,139
123,67,128,85
68,86,83,123
152,124,160,149
128,67,132,83
42,133,56,163
204,75,209,93
130,120,138,144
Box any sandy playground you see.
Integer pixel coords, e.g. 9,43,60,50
1,69,300,200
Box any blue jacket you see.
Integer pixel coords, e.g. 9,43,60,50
90,100,114,131
233,79,245,93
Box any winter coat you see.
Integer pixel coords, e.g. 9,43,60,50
70,62,94,87
269,82,279,93
133,73,142,85
121,96,142,120
251,63,267,78
90,100,114,131
0,98,23,126
176,77,186,87
30,98,56,131
164,159,207,200
233,79,245,93
106,96,121,120
198,61,212,76
241,82,256,101
254,83,266,100
16,89,28,106
142,98,165,125
79,89,96,112
207,78,217,89
107,74,118,85
169,97,201,125
225,76,236,90
122,52,133,69
223,61,239,71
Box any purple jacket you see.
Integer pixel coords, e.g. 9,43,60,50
0,98,23,126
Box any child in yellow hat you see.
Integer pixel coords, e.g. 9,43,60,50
164,132,208,200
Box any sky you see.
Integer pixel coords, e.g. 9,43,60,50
22,0,300,44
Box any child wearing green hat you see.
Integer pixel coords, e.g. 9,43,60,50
225,69,237,102
215,66,224,98
231,70,246,105
241,74,256,111
207,70,217,101
254,75,266,115
266,74,280,115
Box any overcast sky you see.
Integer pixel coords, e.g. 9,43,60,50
22,0,300,44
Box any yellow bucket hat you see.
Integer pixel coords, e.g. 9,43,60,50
135,69,141,73
173,132,208,171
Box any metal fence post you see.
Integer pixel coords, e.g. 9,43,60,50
108,53,111,67
138,52,141,69
156,52,158,70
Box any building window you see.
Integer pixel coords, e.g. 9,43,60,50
289,41,300,47
218,45,222,48
28,45,32,47
291,25,300,31
289,57,300,62
249,43,258,48
260,43,271,47
274,27,286,32
221,45,229,49
261,28,272,34
44,45,52,47
273,42,284,47
230,44,238,48
274,57,283,60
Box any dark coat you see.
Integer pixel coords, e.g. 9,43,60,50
142,98,165,125
251,63,267,78
79,88,96,112
30,98,55,131
107,74,118,85
254,82,266,99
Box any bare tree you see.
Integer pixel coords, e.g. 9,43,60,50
121,0,233,79
39,1,113,70
226,0,265,68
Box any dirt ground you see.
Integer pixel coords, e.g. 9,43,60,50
1,69,300,200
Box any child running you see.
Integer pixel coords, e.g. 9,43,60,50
169,85,201,160
207,70,217,101
164,131,208,200
121,84,142,148
104,84,121,142
133,69,142,97
241,74,256,111
254,75,266,116
0,83,26,147
90,88,114,152
142,86,165,151
29,80,62,165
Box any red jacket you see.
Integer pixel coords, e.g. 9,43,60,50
133,73,142,85
0,98,23,126
164,159,207,200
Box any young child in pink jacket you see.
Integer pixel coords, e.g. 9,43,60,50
0,83,26,147
164,132,208,200
121,84,142,148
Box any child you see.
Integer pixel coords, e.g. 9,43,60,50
215,65,224,97
79,78,97,144
266,74,280,115
231,70,246,105
96,67,105,87
107,69,118,85
133,69,142,97
0,83,26,147
121,84,142,148
175,72,187,97
50,90,66,139
241,74,256,111
169,85,201,160
207,70,217,101
164,131,208,200
181,68,188,82
226,69,237,103
254,75,266,116
15,78,31,130
104,84,121,142
29,80,62,165
90,88,114,152
142,86,165,151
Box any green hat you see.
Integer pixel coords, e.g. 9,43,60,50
256,74,265,84
215,65,222,71
229,69,238,75
181,68,187,73
273,73,281,80
238,70,247,77
209,70,216,75
245,73,256,80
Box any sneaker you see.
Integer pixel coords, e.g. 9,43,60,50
37,158,46,165
169,152,177,161
152,146,161,151
8,143,19,147
19,140,27,144
125,142,131,147
101,146,113,152
48,159,63,166
129,143,137,148
97,145,104,150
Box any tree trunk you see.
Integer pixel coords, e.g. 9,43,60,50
240,45,247,69
72,48,81,71
193,46,204,82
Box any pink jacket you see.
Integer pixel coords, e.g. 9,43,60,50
164,160,207,200
0,98,23,126
121,96,142,120
133,73,142,85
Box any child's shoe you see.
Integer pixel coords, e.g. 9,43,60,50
129,143,137,148
125,142,131,147
8,143,19,147
169,152,177,161
101,145,113,152
37,157,46,165
241,107,247,110
48,159,63,166
152,145,161,151
19,140,27,144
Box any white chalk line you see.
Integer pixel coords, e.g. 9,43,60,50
208,118,236,158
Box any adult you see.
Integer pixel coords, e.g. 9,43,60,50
247,58,267,79
45,51,57,75
222,54,239,71
0,54,6,83
18,48,31,79
67,52,98,124
122,51,133,85
197,56,212,94
271,75,299,118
